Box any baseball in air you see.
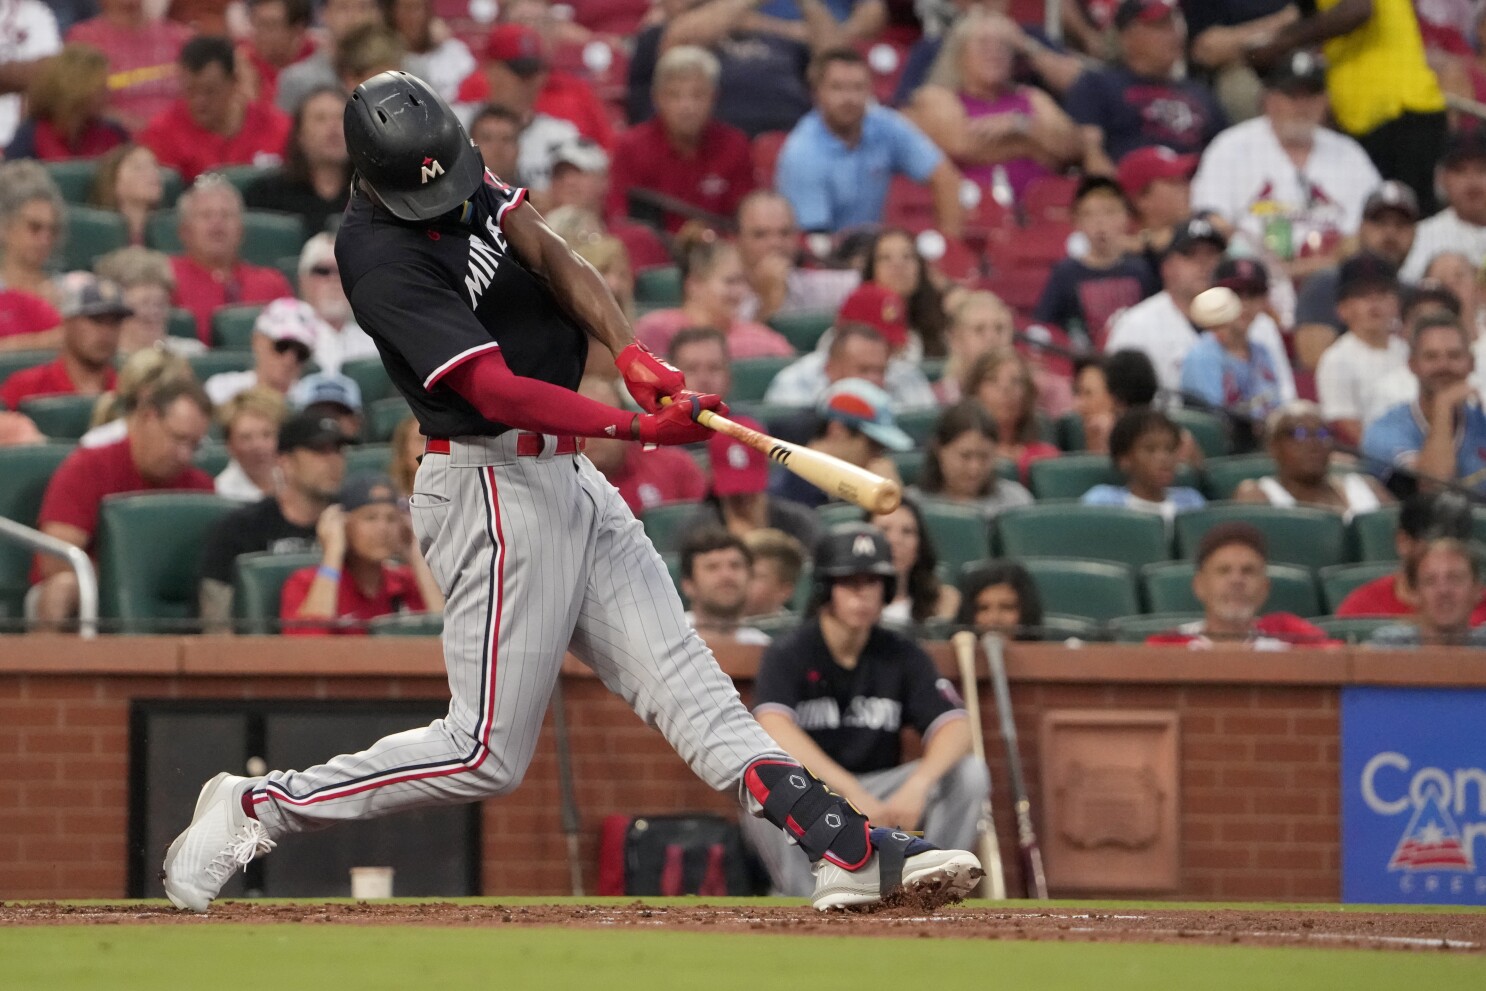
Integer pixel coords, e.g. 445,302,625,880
246,756,268,777
1189,286,1242,328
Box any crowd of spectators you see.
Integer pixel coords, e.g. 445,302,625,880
1,0,1485,649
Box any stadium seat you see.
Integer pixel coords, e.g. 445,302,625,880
0,349,56,391
1168,408,1230,458
186,350,252,382
167,307,200,341
751,131,788,187
889,449,926,487
1350,507,1400,562
192,442,230,477
369,611,444,636
1021,174,1079,225
790,561,814,612
766,310,833,353
996,503,1170,569
1026,454,1118,500
59,206,129,272
345,443,392,477
816,503,865,532
661,551,685,605
1200,454,1275,500
1310,615,1396,644
974,268,1046,314
208,164,276,195
233,550,320,635
1054,412,1086,452
341,356,396,406
918,499,993,575
0,444,74,618
633,265,682,307
211,305,265,350
19,394,98,440
726,401,809,437
1141,561,1321,616
1039,613,1102,640
147,209,305,266
366,396,412,442
895,406,941,445
159,166,184,207
96,493,238,633
46,160,97,203
730,356,794,402
883,175,936,232
995,459,1020,486
1021,558,1139,622
920,358,947,383
1318,561,1395,613
934,236,982,282
641,501,699,555
746,612,801,637
1174,504,1349,568
1107,612,1203,643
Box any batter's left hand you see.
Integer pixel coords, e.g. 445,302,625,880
634,392,728,445
616,342,686,413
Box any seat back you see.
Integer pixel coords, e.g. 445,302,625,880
997,503,1170,569
0,349,57,391
1027,454,1119,500
917,498,993,575
633,265,682,307
345,444,393,477
1021,558,1139,622
46,160,97,203
640,501,700,555
1350,507,1401,562
341,357,395,406
1310,616,1397,644
365,396,412,442
730,356,793,402
211,304,266,350
19,394,100,440
58,206,128,271
766,311,833,352
1318,561,1396,613
96,493,238,632
0,444,74,617
149,209,304,265
1168,408,1231,458
1174,503,1349,568
186,350,253,382
1107,612,1204,643
1141,561,1320,616
233,550,320,634
192,442,231,477
369,611,444,636
1201,455,1275,500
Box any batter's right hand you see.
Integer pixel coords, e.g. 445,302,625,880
634,393,727,446
615,342,686,413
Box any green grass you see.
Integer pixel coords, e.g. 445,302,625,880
5,926,1485,991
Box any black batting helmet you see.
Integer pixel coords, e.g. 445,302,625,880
344,71,484,222
810,522,897,612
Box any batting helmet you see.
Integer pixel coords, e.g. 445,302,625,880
344,71,484,222
810,522,897,612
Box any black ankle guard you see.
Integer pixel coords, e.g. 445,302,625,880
743,758,871,870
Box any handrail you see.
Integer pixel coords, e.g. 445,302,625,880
0,516,97,638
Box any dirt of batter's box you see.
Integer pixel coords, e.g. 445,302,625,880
2,901,1484,953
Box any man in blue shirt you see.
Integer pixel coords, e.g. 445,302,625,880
775,47,963,235
1363,314,1486,494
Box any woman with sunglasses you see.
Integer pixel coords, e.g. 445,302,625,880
1234,401,1392,520
202,297,317,407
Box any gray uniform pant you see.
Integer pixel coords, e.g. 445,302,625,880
249,433,784,837
739,756,991,897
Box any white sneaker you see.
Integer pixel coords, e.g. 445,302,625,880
161,773,276,913
811,828,982,911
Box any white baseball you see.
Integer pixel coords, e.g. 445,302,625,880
1190,286,1242,329
246,756,268,777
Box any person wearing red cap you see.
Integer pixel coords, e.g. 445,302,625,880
1117,145,1198,265
762,284,937,408
677,425,820,553
275,0,382,112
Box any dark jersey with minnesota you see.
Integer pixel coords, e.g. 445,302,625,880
752,619,965,775
335,171,589,438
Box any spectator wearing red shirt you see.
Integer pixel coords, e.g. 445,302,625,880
579,376,708,514
168,175,295,344
140,36,292,183
30,377,214,625
606,45,754,233
4,44,130,162
1337,492,1486,622
0,288,62,352
1,274,126,411
240,0,316,107
67,0,195,135
280,472,443,635
1146,522,1336,649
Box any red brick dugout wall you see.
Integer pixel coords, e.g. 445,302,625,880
1,638,1480,900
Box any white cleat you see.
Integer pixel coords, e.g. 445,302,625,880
161,772,275,913
811,829,982,911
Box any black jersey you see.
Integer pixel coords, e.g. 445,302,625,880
335,172,589,438
752,620,964,775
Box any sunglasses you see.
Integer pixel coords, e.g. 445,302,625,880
308,264,338,278
273,339,312,362
1282,426,1333,443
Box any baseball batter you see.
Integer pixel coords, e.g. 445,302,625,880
161,72,979,913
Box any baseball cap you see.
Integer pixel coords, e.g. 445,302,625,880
1116,146,1197,199
289,372,363,413
816,378,914,451
1362,180,1420,223
1442,129,1486,169
551,136,609,174
1262,50,1327,94
837,284,909,349
340,472,399,512
1213,256,1268,296
486,23,546,76
1114,0,1177,30
1336,251,1399,300
1167,215,1227,257
60,273,133,320
278,412,357,453
708,417,769,496
253,297,320,350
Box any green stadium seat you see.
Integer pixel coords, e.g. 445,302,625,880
1350,507,1400,562
889,448,926,487
59,206,129,272
341,356,395,406
661,550,685,605
996,504,1170,569
745,612,801,637
1168,408,1230,458
233,551,319,635
1039,613,1103,640
766,310,833,352
186,350,252,382
208,164,277,195
730,356,793,402
1021,558,1139,622
19,394,98,440
1201,454,1275,500
1174,504,1349,568
995,458,1019,485
1027,454,1118,500
1318,561,1395,613
895,406,940,445
920,358,947,383
344,444,392,477
789,562,814,612
148,209,305,266
726,401,808,434
1054,412,1086,452
159,167,185,207
369,611,444,636
816,502,865,532
46,160,97,203
641,501,699,555
0,350,56,391
365,396,412,443
192,442,230,477
167,307,200,341
1310,615,1397,644
1107,613,1203,643
96,493,238,633
1141,561,1321,617
0,444,74,618
918,498,993,575
634,265,682,306
211,304,265,350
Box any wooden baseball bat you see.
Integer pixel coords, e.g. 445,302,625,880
980,631,1048,899
950,631,1007,900
666,400,902,514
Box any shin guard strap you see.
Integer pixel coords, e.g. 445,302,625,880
873,830,915,898
743,758,871,868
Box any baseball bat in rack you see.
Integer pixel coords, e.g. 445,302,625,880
980,631,1048,899
951,631,1007,900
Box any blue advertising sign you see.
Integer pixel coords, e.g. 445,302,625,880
1341,687,1486,905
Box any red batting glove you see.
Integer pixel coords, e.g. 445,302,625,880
634,392,728,446
615,342,686,413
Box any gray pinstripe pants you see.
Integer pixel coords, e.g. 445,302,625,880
249,433,785,837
